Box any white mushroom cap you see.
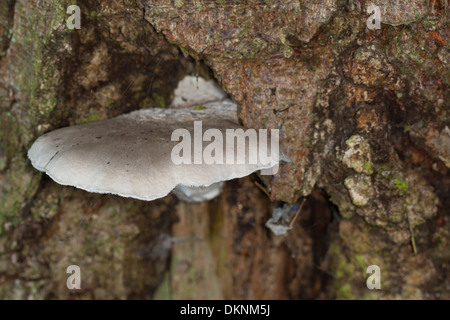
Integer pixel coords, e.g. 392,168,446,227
172,182,225,203
169,76,227,108
28,101,285,201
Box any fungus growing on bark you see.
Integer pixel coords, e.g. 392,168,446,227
28,77,288,202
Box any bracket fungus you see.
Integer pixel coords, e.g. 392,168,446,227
28,76,289,203
169,75,227,109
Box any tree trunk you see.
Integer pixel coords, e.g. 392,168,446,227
0,0,448,299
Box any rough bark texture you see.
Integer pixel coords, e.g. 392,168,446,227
0,0,449,299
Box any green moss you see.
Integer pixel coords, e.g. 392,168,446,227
152,93,166,108
153,272,171,300
175,0,184,8
345,135,357,145
0,1,74,235
0,149,6,172
337,284,357,300
165,37,182,47
13,1,73,126
363,162,373,175
194,105,205,110
76,112,102,124
353,254,367,272
240,38,267,59
393,178,409,194
327,242,359,299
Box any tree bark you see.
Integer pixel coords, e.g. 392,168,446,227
0,0,448,299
